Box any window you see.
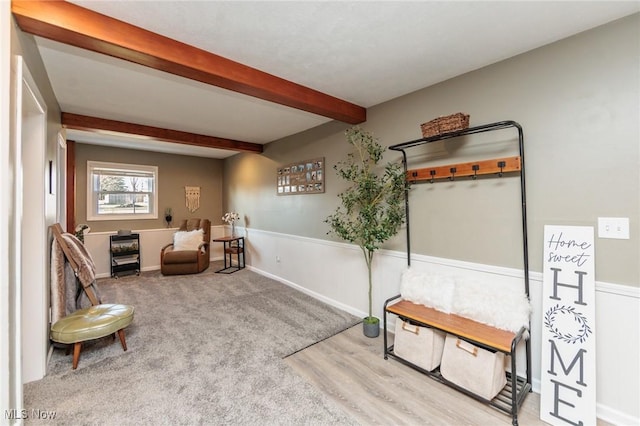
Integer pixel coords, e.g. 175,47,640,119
87,161,158,221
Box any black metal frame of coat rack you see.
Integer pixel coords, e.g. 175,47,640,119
389,120,529,295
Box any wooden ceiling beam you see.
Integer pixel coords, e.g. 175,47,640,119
62,113,264,154
12,0,367,124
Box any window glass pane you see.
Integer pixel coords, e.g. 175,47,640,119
97,193,150,215
87,161,158,220
98,174,153,193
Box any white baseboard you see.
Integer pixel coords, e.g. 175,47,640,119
596,404,640,426
95,255,225,279
246,264,367,320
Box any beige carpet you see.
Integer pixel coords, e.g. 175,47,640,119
24,263,360,425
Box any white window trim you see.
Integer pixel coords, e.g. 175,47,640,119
87,160,158,221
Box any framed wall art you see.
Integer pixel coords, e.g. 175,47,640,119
277,157,324,195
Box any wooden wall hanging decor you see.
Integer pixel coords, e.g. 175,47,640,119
185,186,200,212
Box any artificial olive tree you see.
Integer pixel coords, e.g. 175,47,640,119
325,127,407,336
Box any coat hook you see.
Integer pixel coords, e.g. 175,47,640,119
497,161,506,177
449,167,457,181
472,164,479,180
430,169,436,184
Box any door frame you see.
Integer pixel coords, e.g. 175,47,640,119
16,54,48,384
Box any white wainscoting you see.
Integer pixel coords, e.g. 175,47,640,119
83,226,227,278
239,226,639,426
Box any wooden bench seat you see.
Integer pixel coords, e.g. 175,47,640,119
386,299,516,353
384,295,532,426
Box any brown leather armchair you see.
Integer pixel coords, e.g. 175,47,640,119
160,218,210,275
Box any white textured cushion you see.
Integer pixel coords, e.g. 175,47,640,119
452,279,531,333
173,229,204,251
400,268,456,314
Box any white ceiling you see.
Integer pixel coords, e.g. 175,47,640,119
35,1,639,159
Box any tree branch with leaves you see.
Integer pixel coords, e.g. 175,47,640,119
325,127,408,330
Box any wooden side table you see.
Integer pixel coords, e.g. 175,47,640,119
212,236,245,274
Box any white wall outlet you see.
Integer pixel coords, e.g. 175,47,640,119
597,217,630,239
275,256,281,263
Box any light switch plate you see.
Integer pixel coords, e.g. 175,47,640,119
597,217,630,239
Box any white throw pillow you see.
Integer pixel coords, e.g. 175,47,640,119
173,229,204,251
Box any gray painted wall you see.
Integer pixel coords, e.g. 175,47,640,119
225,14,639,287
75,144,224,232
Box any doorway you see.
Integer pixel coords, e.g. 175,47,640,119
15,56,48,383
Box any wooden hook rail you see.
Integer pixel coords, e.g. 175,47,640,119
406,156,521,183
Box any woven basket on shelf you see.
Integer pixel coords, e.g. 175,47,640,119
420,113,470,138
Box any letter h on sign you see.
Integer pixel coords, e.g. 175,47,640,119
550,268,587,306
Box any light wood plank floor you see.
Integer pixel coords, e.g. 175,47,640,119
285,325,611,426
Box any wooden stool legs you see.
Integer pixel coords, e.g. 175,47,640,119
72,342,82,370
70,328,128,370
117,329,128,351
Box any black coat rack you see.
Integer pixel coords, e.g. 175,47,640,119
389,120,529,292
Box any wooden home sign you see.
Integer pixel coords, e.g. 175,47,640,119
540,225,596,426
277,157,324,195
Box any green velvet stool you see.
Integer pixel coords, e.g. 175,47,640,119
50,304,135,369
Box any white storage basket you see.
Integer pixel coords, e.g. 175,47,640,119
440,334,507,400
394,319,446,371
